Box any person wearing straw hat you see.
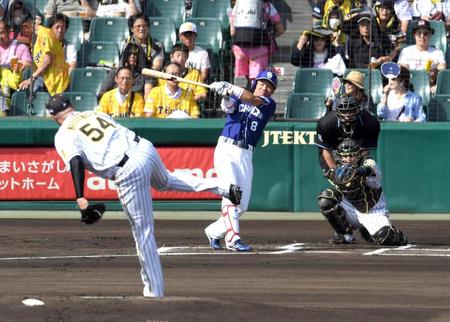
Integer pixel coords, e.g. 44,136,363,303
326,70,374,113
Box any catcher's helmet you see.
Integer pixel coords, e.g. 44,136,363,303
335,95,362,124
336,138,361,164
251,70,278,91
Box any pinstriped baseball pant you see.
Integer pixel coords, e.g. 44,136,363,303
114,138,227,297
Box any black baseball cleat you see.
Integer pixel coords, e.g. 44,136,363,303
228,184,242,205
329,232,355,245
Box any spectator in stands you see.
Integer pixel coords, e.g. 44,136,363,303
0,20,32,69
377,65,425,122
97,66,144,117
230,0,284,89
397,19,446,93
44,0,97,18
347,15,393,69
393,0,412,33
14,16,34,50
96,0,141,19
291,27,344,68
122,13,164,100
160,43,208,103
100,44,150,97
0,58,23,116
322,5,347,47
5,0,33,39
178,21,211,84
444,1,450,27
373,0,405,56
18,13,70,96
411,0,444,21
326,70,374,112
313,0,351,29
144,62,200,118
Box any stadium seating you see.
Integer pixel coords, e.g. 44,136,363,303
293,68,334,97
406,20,447,53
145,0,186,29
65,17,84,51
63,92,98,112
186,18,224,54
10,91,50,117
435,70,450,95
148,17,177,58
284,93,327,119
69,68,108,97
409,70,430,110
22,0,47,17
191,0,231,33
77,41,120,68
88,17,129,45
428,95,450,122
344,69,383,106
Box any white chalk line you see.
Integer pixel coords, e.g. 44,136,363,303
0,243,449,261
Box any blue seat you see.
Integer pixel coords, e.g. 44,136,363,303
284,93,327,120
9,91,29,116
186,18,224,54
63,92,98,112
77,41,120,68
69,68,108,97
293,68,334,97
148,16,177,56
10,91,51,117
89,17,129,45
428,94,450,121
191,0,231,33
65,17,84,51
409,69,430,110
145,0,186,29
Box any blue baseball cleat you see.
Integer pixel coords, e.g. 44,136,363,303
226,239,253,252
205,229,222,250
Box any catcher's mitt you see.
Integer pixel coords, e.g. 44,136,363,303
332,164,357,185
80,203,106,225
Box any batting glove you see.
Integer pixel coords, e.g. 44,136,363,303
220,97,235,114
210,81,244,98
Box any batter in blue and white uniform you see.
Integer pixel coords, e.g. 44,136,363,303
207,70,278,251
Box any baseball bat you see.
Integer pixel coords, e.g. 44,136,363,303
141,68,211,89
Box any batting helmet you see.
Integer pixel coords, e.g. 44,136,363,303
251,70,278,91
336,138,362,165
335,95,362,124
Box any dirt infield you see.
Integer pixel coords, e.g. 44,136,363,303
1,217,450,322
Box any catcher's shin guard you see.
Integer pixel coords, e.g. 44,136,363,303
317,189,352,235
373,226,408,246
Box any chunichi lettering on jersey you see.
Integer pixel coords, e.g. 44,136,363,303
239,103,262,119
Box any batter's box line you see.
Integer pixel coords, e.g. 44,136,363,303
364,244,415,256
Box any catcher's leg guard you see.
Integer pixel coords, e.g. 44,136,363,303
359,226,375,244
373,226,408,246
317,188,352,235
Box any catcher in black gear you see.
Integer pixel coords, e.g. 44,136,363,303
317,139,408,246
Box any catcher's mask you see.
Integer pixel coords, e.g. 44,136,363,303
337,138,361,165
335,95,362,124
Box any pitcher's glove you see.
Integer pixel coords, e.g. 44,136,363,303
228,184,242,205
331,164,357,185
80,203,106,225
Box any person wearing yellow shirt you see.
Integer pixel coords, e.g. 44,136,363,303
18,13,70,96
97,66,145,117
0,64,22,116
145,62,200,118
158,44,208,103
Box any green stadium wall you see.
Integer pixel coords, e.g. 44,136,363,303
0,118,448,213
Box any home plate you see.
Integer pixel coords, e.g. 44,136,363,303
22,298,45,306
